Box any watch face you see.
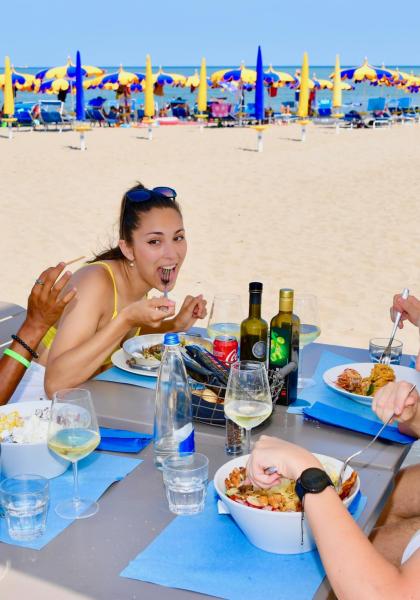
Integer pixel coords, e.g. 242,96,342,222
301,468,332,493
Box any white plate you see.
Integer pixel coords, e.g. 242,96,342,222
111,348,158,378
323,362,420,406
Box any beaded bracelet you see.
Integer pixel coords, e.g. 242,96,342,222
11,334,39,359
4,348,31,369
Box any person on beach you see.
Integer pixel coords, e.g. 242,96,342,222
0,263,76,405
10,183,207,402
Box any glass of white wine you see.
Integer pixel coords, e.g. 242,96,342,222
48,388,101,520
224,361,272,454
294,294,321,389
207,293,243,342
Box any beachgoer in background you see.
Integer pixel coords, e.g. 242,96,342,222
0,263,76,405
309,87,316,116
34,183,207,397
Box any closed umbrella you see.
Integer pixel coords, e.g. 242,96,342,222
332,54,342,110
252,46,267,152
144,54,154,140
196,57,207,131
297,52,310,141
74,50,90,151
3,56,16,139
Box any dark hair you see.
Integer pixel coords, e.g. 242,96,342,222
89,182,182,262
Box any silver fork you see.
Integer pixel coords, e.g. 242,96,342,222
160,267,172,311
379,287,409,365
337,383,416,492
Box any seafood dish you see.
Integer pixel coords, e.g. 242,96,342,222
335,363,395,396
225,466,357,512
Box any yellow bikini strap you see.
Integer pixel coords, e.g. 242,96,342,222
91,261,118,318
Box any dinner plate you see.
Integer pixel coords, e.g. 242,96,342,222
111,348,158,378
323,362,420,406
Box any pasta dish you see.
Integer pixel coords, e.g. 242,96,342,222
335,364,395,396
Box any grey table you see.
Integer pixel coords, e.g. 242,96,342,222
0,343,413,600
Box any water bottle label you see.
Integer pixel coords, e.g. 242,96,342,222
179,428,195,454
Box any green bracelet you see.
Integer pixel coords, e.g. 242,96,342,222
3,348,31,369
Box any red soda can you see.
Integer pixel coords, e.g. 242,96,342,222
213,336,238,365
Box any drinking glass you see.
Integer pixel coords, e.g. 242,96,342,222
369,338,403,364
294,294,321,389
162,453,209,515
224,361,272,454
207,294,243,341
0,474,49,541
48,388,100,519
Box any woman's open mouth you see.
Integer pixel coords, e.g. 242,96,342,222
158,265,177,289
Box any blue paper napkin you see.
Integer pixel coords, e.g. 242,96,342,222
288,351,416,444
94,366,156,390
121,482,366,600
0,453,141,550
98,427,152,453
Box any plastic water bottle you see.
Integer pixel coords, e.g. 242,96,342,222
153,333,195,469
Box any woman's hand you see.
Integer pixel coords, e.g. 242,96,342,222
25,263,77,335
122,296,176,329
372,381,419,426
246,435,322,489
172,294,207,332
390,294,420,328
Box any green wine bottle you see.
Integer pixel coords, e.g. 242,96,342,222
240,282,268,362
269,288,300,405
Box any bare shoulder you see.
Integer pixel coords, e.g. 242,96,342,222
71,263,115,292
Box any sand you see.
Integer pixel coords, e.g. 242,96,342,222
0,121,419,354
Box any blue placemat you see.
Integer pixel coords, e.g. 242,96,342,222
121,482,367,600
288,351,416,444
95,366,157,390
0,452,141,550
98,427,152,453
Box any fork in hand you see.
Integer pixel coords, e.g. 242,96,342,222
379,288,409,365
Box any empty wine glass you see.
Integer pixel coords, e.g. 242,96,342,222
224,361,272,454
48,388,100,519
207,294,242,342
294,294,321,389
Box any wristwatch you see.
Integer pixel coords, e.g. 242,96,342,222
295,467,334,502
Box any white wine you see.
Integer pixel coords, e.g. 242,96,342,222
224,400,272,430
48,428,100,462
299,324,321,347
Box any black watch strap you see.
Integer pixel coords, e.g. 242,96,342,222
295,467,334,502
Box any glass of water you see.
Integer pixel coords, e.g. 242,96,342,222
162,453,209,515
0,474,49,541
369,338,403,364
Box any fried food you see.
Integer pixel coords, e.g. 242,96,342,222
335,364,395,396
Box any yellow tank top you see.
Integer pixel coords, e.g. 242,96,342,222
42,261,140,367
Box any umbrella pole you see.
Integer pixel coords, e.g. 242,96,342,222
8,123,13,140
301,124,306,142
80,131,86,151
257,130,263,152
148,123,153,140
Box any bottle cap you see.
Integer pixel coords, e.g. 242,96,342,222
163,333,180,345
249,282,263,292
279,288,294,312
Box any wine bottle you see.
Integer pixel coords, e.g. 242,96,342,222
269,288,300,405
240,282,268,362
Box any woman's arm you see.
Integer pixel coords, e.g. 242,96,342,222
44,267,175,396
140,294,208,335
0,263,76,405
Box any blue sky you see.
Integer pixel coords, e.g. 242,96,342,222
2,0,420,67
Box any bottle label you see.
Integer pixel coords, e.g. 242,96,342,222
176,423,195,454
252,341,267,360
269,327,290,367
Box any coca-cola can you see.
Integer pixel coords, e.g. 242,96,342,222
213,335,238,365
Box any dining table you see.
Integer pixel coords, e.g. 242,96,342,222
0,338,414,600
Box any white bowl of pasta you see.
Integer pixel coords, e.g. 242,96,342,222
214,453,360,554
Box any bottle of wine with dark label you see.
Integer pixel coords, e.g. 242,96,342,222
269,288,300,405
240,282,268,363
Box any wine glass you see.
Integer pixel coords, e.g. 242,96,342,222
224,361,272,454
48,388,100,519
293,294,321,389
207,294,243,342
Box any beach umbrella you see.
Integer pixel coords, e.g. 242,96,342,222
264,66,295,87
3,56,15,139
75,51,85,121
291,74,316,90
196,58,207,131
297,52,310,141
211,64,257,85
332,54,342,110
91,66,140,90
144,54,154,140
0,68,38,91
153,68,186,86
35,57,104,81
185,69,200,90
336,58,393,83
255,46,264,122
38,78,74,94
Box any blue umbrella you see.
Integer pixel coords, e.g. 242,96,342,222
75,50,85,121
255,46,264,122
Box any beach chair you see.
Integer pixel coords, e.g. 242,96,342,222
172,106,188,119
397,97,418,123
87,108,117,127
277,101,298,124
317,99,332,118
14,104,35,130
365,97,391,128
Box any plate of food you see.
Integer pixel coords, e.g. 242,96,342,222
323,362,420,406
214,453,359,554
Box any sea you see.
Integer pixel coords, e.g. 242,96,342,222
2,65,420,113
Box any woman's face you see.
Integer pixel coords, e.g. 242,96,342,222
128,207,187,292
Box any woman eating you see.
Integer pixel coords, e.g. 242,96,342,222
11,183,207,401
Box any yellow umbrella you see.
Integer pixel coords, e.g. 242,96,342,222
185,70,200,88
3,56,14,117
332,54,342,109
197,57,207,114
297,52,309,119
144,54,154,119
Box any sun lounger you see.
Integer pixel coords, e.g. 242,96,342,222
87,108,117,127
365,98,391,128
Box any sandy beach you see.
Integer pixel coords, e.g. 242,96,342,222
0,122,419,354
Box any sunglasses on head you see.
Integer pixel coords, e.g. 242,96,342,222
125,186,177,203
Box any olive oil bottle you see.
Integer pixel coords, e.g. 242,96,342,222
240,282,268,362
269,288,300,405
